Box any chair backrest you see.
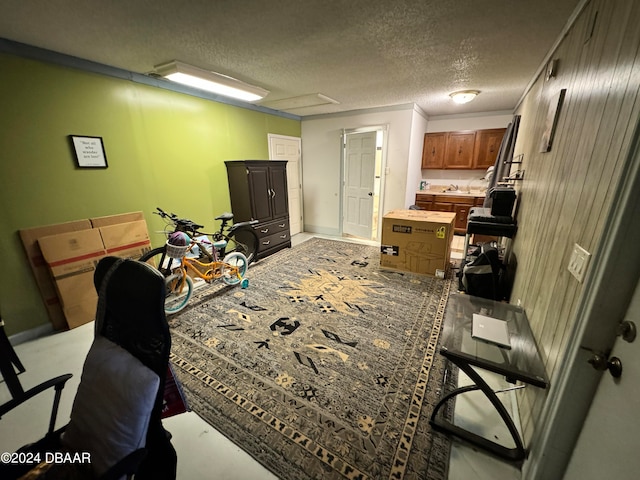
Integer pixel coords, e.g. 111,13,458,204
62,257,175,478
93,258,170,371
93,257,171,418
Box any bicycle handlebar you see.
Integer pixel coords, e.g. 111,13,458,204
154,207,204,233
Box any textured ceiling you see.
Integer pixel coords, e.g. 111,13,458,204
0,0,582,117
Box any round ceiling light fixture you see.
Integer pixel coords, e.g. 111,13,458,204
449,90,480,104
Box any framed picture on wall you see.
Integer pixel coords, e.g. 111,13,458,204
539,89,567,153
69,135,108,168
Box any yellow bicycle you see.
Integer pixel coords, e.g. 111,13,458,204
140,210,251,314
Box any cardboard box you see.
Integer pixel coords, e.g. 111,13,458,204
90,211,145,228
99,219,152,260
38,229,106,328
19,219,92,330
62,297,100,330
380,210,455,277
20,213,152,330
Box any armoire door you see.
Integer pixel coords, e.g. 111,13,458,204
247,165,273,221
269,164,289,219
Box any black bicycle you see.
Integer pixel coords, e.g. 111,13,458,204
139,207,259,273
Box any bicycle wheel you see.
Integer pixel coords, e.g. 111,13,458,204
221,252,248,286
164,271,193,314
139,246,181,277
226,227,259,264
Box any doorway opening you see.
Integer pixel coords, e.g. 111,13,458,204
268,134,303,236
341,127,386,241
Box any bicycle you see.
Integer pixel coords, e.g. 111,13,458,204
143,207,259,265
140,208,259,314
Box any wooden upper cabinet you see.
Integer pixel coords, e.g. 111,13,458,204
473,128,507,169
421,133,446,169
444,131,476,169
421,128,508,170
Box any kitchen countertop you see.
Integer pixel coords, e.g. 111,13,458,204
416,190,486,198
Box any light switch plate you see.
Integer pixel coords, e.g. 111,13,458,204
568,243,591,282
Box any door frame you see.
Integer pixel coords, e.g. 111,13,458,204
267,133,303,234
340,125,388,240
526,121,640,479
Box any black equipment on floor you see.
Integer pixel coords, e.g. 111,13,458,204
461,242,505,300
459,187,518,300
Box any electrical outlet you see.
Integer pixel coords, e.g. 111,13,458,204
568,243,591,282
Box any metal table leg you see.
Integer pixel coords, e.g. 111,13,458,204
462,232,471,270
429,355,526,462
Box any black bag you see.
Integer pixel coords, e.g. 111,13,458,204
460,243,504,300
135,422,177,480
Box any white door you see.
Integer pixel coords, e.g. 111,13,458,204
343,131,376,239
268,134,302,235
563,277,640,480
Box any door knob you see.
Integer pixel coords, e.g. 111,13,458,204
608,357,623,377
617,320,636,343
588,353,623,378
588,353,608,371
368,192,373,196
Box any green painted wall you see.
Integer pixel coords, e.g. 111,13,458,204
0,53,300,336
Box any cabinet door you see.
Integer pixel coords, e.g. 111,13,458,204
268,164,289,219
415,194,434,210
454,204,471,232
444,131,476,169
247,165,273,221
473,128,507,169
422,133,446,169
431,202,455,212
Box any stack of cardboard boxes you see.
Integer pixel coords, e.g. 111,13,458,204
19,212,152,330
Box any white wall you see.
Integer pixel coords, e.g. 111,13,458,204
301,105,415,235
300,107,514,235
406,107,430,206
425,111,513,132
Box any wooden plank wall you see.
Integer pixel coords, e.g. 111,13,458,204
509,0,640,444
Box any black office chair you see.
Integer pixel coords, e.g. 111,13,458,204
86,256,177,480
0,257,177,479
0,316,73,441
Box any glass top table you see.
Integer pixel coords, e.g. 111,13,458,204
430,292,549,462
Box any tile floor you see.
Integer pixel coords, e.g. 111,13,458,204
0,233,521,480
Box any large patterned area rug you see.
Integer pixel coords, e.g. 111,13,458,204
169,237,453,480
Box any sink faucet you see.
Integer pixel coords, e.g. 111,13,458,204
441,184,459,193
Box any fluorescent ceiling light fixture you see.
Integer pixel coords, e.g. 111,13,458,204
260,93,340,111
449,90,480,104
154,60,269,102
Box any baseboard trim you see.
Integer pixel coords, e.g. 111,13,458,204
303,225,340,236
9,323,55,346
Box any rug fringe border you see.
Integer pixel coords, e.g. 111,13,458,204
388,278,451,480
